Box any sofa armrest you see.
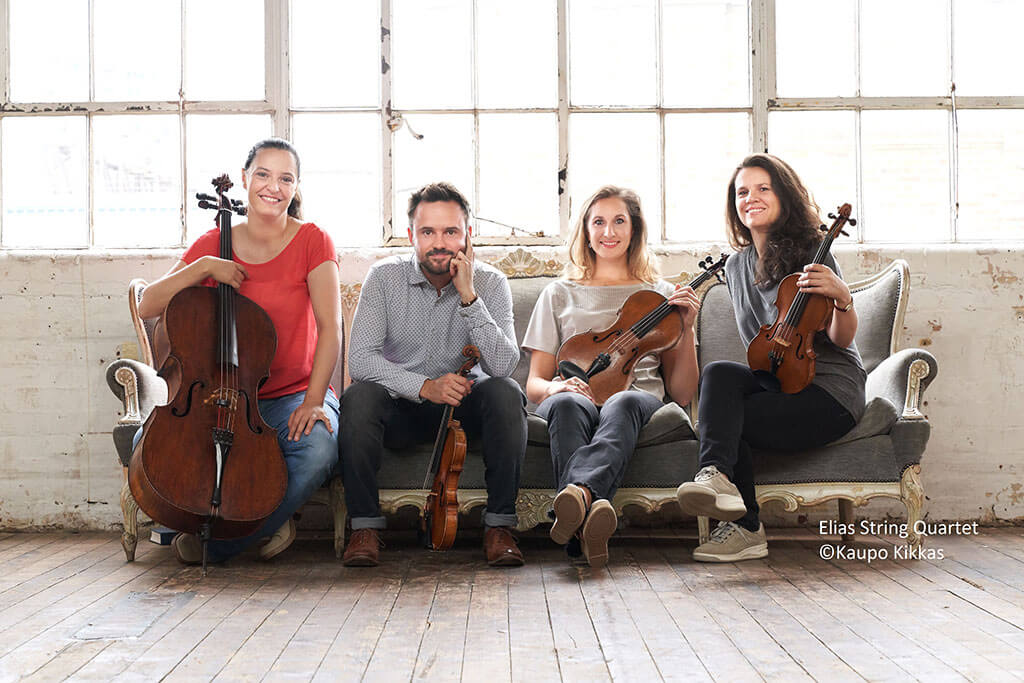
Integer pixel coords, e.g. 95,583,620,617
105,359,168,426
865,348,938,421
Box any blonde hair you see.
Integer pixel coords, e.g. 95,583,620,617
566,185,659,282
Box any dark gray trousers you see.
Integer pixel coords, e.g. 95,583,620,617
338,377,527,530
537,390,663,501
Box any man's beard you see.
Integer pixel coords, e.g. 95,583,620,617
419,250,454,276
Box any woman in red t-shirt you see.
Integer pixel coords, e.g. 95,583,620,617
137,138,341,565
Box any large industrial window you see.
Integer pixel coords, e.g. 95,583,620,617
0,0,1019,249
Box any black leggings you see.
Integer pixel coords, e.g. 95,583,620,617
697,361,855,531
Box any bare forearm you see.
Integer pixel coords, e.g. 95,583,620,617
827,308,858,349
303,327,340,405
663,329,698,406
138,258,210,319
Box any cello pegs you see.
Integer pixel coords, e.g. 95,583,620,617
196,192,216,202
847,218,857,226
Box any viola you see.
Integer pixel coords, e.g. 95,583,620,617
556,254,728,405
129,174,287,570
746,203,856,394
422,345,481,550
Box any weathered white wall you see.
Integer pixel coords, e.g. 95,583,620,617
1,244,1021,530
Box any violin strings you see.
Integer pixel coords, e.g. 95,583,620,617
596,269,715,361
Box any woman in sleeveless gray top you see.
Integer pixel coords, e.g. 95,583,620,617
522,186,701,568
676,154,865,563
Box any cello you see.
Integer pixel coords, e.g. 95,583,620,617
556,254,728,405
746,203,856,393
129,175,287,570
421,345,481,550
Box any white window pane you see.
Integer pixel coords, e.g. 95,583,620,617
569,0,656,106
292,0,380,107
957,110,1024,241
391,0,472,109
392,115,474,233
861,0,948,97
293,113,382,247
93,116,182,248
185,0,264,100
861,111,950,241
665,113,749,242
569,114,660,239
768,111,858,227
95,0,181,101
2,117,88,248
478,114,558,238
775,0,856,97
9,0,88,102
663,0,749,107
477,1,557,108
185,115,273,245
954,0,1024,96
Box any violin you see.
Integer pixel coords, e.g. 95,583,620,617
746,204,856,394
129,175,287,571
422,345,481,550
556,254,728,405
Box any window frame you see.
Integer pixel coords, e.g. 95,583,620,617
0,0,1020,249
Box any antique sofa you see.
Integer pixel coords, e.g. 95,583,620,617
107,252,937,560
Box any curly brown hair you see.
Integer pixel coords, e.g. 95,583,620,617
567,186,659,283
725,154,823,287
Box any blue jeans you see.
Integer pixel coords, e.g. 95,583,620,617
133,388,340,562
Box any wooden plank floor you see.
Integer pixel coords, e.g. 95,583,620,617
0,527,1022,682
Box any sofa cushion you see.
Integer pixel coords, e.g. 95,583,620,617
753,435,901,484
828,396,899,446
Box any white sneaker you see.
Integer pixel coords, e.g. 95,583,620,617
676,465,746,521
259,519,296,561
693,521,767,563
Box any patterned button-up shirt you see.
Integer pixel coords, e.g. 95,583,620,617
348,253,520,401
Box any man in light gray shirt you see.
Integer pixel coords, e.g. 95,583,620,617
339,182,527,567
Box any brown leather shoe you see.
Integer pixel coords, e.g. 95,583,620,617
484,526,525,567
342,528,382,567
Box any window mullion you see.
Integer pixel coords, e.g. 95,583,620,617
656,0,665,242
381,0,393,242
267,0,289,138
471,0,480,225
0,0,8,245
948,0,957,241
557,0,569,239
750,0,773,153
88,0,95,247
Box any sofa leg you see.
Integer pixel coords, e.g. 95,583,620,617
697,516,710,545
838,499,854,543
329,477,348,559
901,464,925,548
120,476,139,562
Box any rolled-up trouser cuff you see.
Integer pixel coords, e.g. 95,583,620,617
350,516,387,530
484,511,518,529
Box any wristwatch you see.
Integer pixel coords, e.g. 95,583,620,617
834,296,854,313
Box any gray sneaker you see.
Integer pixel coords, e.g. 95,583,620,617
693,521,768,562
676,465,746,521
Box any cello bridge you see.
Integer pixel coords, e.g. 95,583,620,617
204,387,240,411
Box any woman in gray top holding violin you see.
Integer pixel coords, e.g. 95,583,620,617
522,186,701,568
676,154,865,563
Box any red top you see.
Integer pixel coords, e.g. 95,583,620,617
183,222,338,399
